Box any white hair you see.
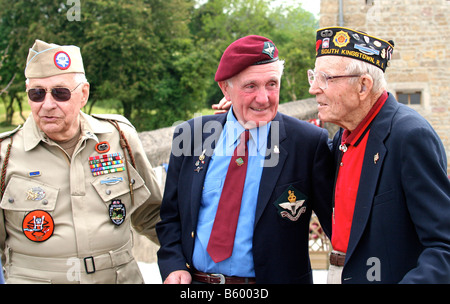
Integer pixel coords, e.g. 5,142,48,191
226,60,285,88
345,58,386,94
25,73,88,85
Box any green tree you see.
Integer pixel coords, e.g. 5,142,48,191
0,0,70,125
0,0,318,131
268,3,318,103
189,0,317,106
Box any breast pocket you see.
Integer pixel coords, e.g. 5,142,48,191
0,175,59,231
91,163,150,215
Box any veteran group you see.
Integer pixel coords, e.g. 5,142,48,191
0,26,449,285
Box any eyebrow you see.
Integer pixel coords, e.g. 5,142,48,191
242,77,280,86
29,83,70,88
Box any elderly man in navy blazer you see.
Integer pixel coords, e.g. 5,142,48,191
310,27,450,283
156,35,334,284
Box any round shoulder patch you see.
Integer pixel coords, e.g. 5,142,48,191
22,210,55,242
54,51,71,70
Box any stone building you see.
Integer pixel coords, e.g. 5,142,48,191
320,0,450,174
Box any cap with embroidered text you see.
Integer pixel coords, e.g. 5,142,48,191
315,27,394,72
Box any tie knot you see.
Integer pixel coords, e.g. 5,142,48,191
242,130,250,143
236,130,249,157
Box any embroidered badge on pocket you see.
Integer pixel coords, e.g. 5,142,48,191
273,185,308,222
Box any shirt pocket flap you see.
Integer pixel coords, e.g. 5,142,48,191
0,175,59,211
91,164,146,202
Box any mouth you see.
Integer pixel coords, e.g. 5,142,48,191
250,107,269,112
317,102,328,108
40,116,60,122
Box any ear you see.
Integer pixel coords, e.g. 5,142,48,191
81,82,90,107
218,81,232,101
359,75,373,99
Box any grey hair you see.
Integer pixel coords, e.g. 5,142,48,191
25,73,88,85
345,58,386,94
226,59,285,88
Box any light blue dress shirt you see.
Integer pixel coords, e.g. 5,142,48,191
192,107,270,277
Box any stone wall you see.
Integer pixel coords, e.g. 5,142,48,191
320,0,450,174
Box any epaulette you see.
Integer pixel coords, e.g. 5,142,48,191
91,114,135,130
0,125,22,141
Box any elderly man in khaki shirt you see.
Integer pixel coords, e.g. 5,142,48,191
0,40,162,284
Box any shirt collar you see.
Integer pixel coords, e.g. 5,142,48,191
23,111,112,151
225,106,270,152
342,90,388,146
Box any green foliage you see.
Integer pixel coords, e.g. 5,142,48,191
0,0,317,131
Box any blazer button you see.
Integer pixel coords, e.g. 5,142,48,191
186,263,191,269
191,231,195,238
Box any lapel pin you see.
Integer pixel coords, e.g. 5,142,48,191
274,145,280,154
28,171,41,177
374,153,380,164
195,150,207,172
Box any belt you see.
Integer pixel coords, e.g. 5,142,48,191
192,271,256,284
329,252,346,267
6,240,133,274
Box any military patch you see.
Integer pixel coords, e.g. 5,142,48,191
26,187,46,201
54,51,71,70
89,153,125,176
100,176,124,186
262,41,276,58
22,210,54,242
109,199,126,226
273,185,307,222
28,171,41,177
333,30,351,48
95,141,111,154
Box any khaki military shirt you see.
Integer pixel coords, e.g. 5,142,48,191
0,112,162,283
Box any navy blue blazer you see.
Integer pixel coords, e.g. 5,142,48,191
333,93,450,283
156,112,334,284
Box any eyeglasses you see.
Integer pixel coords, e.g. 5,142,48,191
27,82,83,102
307,69,361,90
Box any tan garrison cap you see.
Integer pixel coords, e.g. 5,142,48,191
25,39,85,78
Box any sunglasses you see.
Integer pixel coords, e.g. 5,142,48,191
27,82,83,102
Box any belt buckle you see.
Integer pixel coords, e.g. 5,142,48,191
210,273,226,284
84,256,96,274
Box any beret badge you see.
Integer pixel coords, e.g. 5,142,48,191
262,41,276,59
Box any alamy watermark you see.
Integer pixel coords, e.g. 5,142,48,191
66,0,81,22
66,257,81,281
171,116,281,168
366,257,381,282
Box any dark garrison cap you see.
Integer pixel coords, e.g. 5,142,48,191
315,27,394,72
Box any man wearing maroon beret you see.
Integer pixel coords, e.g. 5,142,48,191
156,35,334,284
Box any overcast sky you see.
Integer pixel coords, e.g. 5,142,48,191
273,0,320,17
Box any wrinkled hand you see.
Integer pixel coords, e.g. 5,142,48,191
212,97,232,114
164,270,192,284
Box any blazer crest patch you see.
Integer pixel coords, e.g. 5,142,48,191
273,185,307,221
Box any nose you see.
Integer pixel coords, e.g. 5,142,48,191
41,92,58,110
255,87,270,103
309,81,322,96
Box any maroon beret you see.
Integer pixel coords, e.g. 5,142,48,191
215,35,279,82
